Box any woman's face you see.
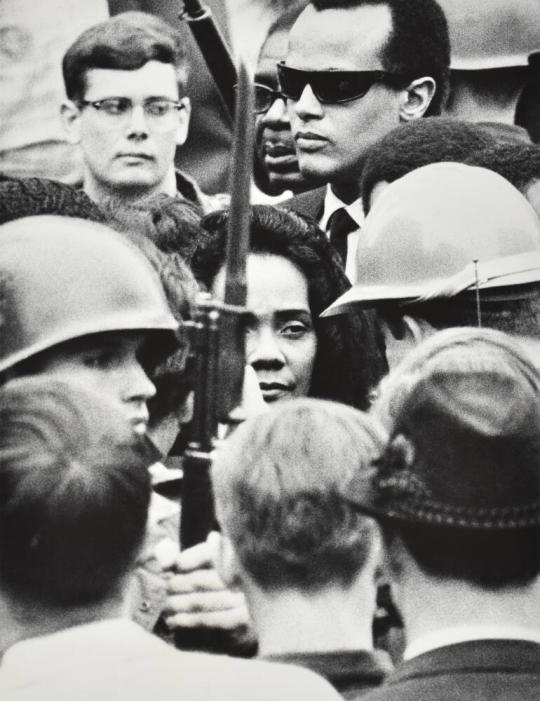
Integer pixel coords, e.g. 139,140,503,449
213,253,317,403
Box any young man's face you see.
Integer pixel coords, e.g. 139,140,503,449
63,60,190,201
286,4,403,197
32,332,156,436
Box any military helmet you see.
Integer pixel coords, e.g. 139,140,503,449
438,0,540,70
323,163,540,317
0,215,180,374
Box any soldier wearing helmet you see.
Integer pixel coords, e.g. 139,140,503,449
0,215,181,433
323,162,540,368
0,214,257,649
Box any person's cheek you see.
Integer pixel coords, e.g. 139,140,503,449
290,337,317,397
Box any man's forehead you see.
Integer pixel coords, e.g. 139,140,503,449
256,28,289,84
287,3,392,71
83,60,180,98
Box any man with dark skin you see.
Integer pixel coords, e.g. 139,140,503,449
282,0,450,278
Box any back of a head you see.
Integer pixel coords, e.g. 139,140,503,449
0,177,104,225
100,192,204,265
357,328,540,588
310,0,451,116
465,142,540,194
0,376,152,608
361,117,496,212
62,11,187,102
212,398,385,591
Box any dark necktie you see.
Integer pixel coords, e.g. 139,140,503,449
327,207,357,266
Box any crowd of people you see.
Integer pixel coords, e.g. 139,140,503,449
0,0,539,699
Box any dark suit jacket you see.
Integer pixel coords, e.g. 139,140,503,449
361,639,540,701
263,649,391,700
281,186,326,222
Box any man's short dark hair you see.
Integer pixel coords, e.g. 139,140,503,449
361,118,495,212
0,377,152,608
213,398,384,591
310,0,451,116
465,142,540,193
62,11,187,102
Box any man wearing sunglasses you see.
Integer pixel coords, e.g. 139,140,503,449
60,12,218,211
282,0,450,279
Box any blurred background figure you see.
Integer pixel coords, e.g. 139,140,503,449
516,51,540,143
439,0,540,141
0,0,108,184
253,1,312,199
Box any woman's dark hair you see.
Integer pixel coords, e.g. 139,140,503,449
193,205,387,408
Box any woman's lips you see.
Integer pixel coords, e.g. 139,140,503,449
259,382,292,403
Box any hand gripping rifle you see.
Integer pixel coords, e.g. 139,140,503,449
180,62,253,551
180,0,237,119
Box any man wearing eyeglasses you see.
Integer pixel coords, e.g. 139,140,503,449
282,0,450,280
60,11,217,210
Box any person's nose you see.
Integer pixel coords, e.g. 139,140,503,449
247,327,286,369
261,96,290,128
125,103,150,138
121,359,156,403
293,84,324,120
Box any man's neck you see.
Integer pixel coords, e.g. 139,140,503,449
330,180,362,206
83,168,177,204
445,73,526,124
0,594,125,656
399,571,540,651
247,579,377,657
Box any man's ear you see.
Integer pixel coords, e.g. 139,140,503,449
175,96,191,147
61,100,83,145
216,533,243,590
399,77,436,121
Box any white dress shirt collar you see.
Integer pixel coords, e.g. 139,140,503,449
320,185,365,283
320,184,365,230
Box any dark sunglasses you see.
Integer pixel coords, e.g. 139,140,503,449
234,83,284,114
277,62,407,104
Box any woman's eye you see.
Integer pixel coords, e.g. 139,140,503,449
280,322,309,337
